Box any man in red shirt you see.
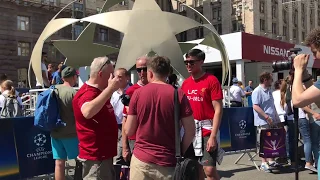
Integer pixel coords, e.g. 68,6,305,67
124,56,195,179
72,57,120,180
181,49,223,180
121,56,149,163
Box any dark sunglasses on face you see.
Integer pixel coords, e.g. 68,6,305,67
137,67,147,73
184,60,200,65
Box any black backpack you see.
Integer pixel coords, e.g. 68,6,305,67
172,88,199,180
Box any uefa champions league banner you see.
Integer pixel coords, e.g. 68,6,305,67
12,117,55,179
226,107,256,151
0,119,20,180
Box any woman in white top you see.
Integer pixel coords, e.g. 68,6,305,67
272,80,287,125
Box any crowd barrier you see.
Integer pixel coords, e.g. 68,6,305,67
0,107,256,179
0,117,54,180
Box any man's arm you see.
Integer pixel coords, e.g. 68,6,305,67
210,100,223,138
253,104,272,124
292,54,320,107
124,115,138,136
181,115,195,154
293,71,320,107
81,75,119,119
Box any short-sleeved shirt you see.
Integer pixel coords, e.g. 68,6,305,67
51,85,77,139
52,71,64,85
181,73,223,137
110,85,130,124
230,84,245,102
122,83,143,140
128,83,193,167
252,85,280,126
314,80,320,90
245,86,254,92
72,83,118,161
36,62,48,87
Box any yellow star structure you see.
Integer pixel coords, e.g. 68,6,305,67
82,0,202,78
52,0,124,68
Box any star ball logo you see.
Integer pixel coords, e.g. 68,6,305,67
26,133,52,160
239,120,246,130
34,133,47,147
235,120,250,138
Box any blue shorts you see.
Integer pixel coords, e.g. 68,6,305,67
51,137,79,160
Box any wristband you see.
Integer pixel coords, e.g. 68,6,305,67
303,75,312,83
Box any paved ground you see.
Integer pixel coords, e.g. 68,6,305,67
30,152,318,180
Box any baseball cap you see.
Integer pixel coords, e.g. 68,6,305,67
232,77,238,83
62,66,78,78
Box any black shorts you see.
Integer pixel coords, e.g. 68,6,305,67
184,136,217,167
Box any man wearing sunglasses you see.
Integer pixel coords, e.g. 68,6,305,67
181,49,223,180
121,56,149,163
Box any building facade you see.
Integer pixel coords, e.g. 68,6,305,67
172,0,320,44
0,0,128,87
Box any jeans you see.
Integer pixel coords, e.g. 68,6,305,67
287,121,297,163
310,121,320,180
311,122,320,165
298,118,312,163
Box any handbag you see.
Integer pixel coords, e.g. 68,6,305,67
259,128,286,158
173,88,199,180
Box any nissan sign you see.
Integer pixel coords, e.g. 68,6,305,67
263,45,289,57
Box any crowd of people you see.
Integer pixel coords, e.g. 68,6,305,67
1,27,320,180
47,48,224,180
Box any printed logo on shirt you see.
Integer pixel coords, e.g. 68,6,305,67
187,89,204,102
200,88,206,96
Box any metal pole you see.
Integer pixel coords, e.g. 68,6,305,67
71,2,75,40
293,107,299,180
82,0,86,27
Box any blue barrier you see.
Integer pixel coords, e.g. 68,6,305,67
219,107,256,152
0,117,54,180
0,107,254,179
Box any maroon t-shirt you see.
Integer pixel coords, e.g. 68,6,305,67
72,83,118,161
128,83,193,167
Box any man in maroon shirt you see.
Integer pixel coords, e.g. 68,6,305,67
124,56,195,179
121,56,149,163
72,57,120,180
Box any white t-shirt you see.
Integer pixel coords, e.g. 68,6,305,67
229,84,245,102
110,85,130,124
298,108,306,119
272,90,286,122
35,62,48,87
0,90,23,110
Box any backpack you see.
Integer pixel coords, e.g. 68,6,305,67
0,94,23,118
34,85,66,131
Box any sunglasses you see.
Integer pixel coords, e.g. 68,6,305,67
184,60,200,65
99,59,111,72
137,67,147,73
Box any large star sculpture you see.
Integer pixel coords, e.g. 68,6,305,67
52,0,123,68
29,0,80,87
82,0,202,78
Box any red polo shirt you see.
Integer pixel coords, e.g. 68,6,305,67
72,83,118,161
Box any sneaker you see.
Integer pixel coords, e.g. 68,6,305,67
305,165,317,173
260,163,271,173
268,161,281,168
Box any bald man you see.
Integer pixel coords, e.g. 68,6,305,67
122,56,149,163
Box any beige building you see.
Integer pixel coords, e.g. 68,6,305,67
172,0,320,44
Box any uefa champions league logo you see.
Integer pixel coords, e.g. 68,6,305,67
34,133,47,147
239,120,246,130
